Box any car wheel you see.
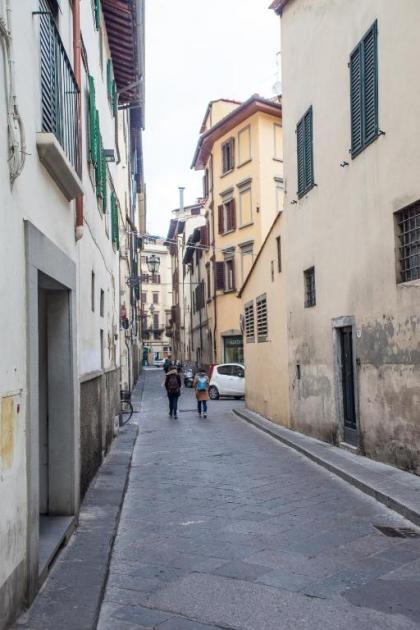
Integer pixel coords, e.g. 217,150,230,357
209,386,219,400
234,396,242,400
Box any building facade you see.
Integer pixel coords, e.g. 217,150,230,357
192,96,284,365
0,1,145,626
141,240,172,364
270,0,420,472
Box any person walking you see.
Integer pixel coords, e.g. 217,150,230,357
164,363,181,418
193,367,209,418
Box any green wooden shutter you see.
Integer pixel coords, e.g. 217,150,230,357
88,76,98,165
111,192,119,249
95,113,102,198
94,0,100,30
101,148,107,212
112,80,118,117
363,22,378,144
296,117,305,196
304,107,313,190
350,44,363,156
106,59,113,105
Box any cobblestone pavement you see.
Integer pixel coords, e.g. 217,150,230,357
97,369,420,630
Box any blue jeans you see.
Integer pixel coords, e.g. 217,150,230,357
168,393,179,416
197,400,207,414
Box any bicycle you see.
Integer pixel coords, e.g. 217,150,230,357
119,389,134,425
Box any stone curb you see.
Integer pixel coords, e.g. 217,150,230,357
14,417,140,630
233,407,420,528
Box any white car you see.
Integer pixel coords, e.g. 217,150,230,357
208,363,245,400
153,358,166,368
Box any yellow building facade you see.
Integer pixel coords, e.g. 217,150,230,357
192,96,283,364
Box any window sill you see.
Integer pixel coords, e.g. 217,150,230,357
223,288,236,294
221,229,236,236
397,278,420,288
36,132,83,201
220,168,234,178
257,337,268,343
239,222,254,230
351,131,380,160
273,157,283,163
304,304,316,309
298,182,316,199
237,158,252,169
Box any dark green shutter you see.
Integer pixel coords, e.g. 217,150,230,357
350,21,378,156
102,149,107,212
304,107,313,190
363,22,378,144
111,192,119,250
106,59,113,105
94,0,100,30
95,112,102,197
112,80,117,117
297,106,313,197
350,45,363,155
88,76,98,165
297,118,305,196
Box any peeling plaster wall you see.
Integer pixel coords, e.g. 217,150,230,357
281,0,420,472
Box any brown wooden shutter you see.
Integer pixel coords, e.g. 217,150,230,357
230,138,235,169
215,261,225,291
230,199,236,230
218,205,224,234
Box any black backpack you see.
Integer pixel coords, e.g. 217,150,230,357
167,373,179,394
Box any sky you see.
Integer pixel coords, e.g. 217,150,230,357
143,0,280,237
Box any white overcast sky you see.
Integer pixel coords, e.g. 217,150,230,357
143,0,280,237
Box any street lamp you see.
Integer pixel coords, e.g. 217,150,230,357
146,254,160,274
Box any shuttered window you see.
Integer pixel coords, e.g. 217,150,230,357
93,0,100,30
218,200,236,234
222,138,235,173
350,21,378,157
244,301,255,343
88,76,98,165
215,261,225,291
296,107,314,197
111,191,119,250
256,294,268,342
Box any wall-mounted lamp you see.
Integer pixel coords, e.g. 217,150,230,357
340,161,349,168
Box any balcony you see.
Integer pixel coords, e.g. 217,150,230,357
36,11,83,200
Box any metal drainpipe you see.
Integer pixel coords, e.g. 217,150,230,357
210,155,217,363
73,0,83,240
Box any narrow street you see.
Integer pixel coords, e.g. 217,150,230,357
97,370,420,630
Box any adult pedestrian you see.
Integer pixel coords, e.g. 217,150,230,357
164,363,181,418
163,356,171,373
193,367,209,418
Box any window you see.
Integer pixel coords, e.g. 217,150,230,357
239,186,252,226
217,365,232,376
273,123,283,160
221,138,235,173
304,267,316,307
395,201,420,283
276,236,282,272
240,242,253,284
100,329,104,369
238,126,251,165
141,291,147,303
195,282,205,311
350,21,378,157
244,301,255,343
256,294,268,342
232,365,245,378
275,177,284,213
297,106,314,197
153,313,159,329
91,271,95,312
151,274,161,284
225,259,235,292
100,289,104,317
203,169,209,199
218,199,236,234
215,261,225,291
153,292,159,304
271,260,275,282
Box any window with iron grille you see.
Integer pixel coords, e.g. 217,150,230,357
244,301,255,343
304,267,316,307
350,21,378,157
222,138,235,173
256,294,268,342
395,201,420,283
296,107,314,198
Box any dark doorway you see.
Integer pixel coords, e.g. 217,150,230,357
340,326,357,445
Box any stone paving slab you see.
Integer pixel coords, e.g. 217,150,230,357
234,407,420,526
97,370,420,630
14,411,139,630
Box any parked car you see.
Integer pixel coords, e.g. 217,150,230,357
183,368,194,388
153,358,166,368
208,363,245,400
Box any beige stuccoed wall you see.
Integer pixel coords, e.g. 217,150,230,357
240,214,289,425
281,0,420,471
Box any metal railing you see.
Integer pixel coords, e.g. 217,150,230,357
38,9,81,174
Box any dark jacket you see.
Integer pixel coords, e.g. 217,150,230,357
165,369,181,395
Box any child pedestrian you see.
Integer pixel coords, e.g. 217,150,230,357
164,363,181,418
193,367,209,418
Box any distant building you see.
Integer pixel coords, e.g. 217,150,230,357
192,95,283,364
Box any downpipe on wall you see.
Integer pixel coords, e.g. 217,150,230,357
72,0,83,240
